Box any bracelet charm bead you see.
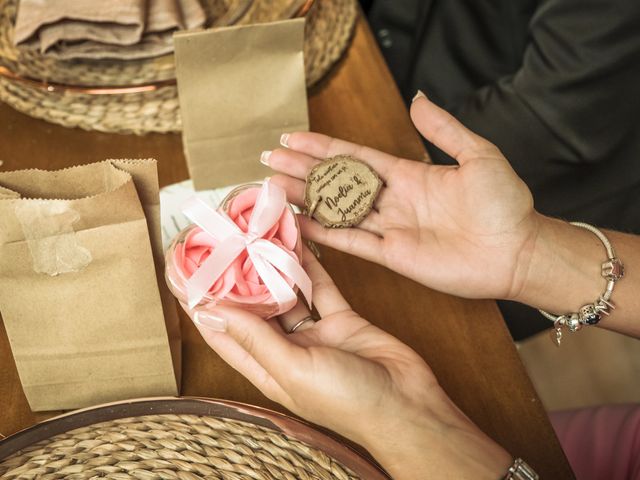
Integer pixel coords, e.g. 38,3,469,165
579,304,600,325
602,258,624,280
565,313,582,332
539,222,624,346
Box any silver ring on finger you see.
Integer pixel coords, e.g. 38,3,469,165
288,316,316,334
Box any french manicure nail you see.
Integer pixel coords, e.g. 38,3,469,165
280,133,290,148
412,90,427,102
260,150,272,166
194,311,227,332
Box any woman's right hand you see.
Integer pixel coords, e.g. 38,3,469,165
188,247,512,480
266,93,542,302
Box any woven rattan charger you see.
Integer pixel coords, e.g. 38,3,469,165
0,0,357,134
0,398,389,479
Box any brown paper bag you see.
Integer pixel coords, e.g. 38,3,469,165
174,18,309,189
0,160,181,411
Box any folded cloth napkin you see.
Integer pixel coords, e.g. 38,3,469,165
177,0,208,30
14,0,147,49
13,0,206,60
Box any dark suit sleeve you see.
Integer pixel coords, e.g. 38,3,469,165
434,0,640,222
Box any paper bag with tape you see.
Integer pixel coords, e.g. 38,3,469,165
174,18,309,189
0,160,181,411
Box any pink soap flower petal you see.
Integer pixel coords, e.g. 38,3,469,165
213,262,239,298
227,188,259,231
231,258,253,297
189,229,218,248
183,257,199,276
188,245,210,265
277,208,298,250
262,222,279,240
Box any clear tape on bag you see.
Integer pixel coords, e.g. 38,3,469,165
14,201,92,276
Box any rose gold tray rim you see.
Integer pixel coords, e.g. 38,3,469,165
0,396,389,479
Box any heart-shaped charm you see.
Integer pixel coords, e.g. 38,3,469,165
550,325,562,347
304,155,383,228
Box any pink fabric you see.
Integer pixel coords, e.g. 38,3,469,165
551,404,640,480
171,181,311,316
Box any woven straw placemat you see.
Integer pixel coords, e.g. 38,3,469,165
0,0,357,134
0,398,389,480
0,414,359,479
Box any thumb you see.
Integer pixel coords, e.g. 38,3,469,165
194,306,306,385
410,91,496,165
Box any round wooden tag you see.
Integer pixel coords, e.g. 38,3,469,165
304,155,383,228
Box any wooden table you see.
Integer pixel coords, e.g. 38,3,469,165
0,16,574,479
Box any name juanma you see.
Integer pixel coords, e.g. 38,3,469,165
336,189,372,221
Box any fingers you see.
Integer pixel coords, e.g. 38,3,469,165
278,300,315,333
270,174,305,206
410,93,497,165
193,319,290,402
194,306,307,387
278,245,353,327
298,215,383,265
301,245,352,317
266,148,319,180
282,132,398,182
355,210,384,236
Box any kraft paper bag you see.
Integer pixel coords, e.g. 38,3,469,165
0,160,181,411
174,18,309,189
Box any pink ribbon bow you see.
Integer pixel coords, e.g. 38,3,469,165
181,181,312,313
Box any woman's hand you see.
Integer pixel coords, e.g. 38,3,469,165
264,93,640,337
186,247,512,479
265,93,541,301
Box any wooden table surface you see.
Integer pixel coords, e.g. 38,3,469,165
0,16,574,479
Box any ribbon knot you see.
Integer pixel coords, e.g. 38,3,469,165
181,181,312,314
244,232,259,246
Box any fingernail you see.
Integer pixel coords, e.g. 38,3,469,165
194,311,227,332
260,150,272,166
412,90,427,102
280,133,290,148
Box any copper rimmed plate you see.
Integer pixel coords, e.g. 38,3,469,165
0,397,390,479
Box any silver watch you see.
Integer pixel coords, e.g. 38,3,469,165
504,458,539,480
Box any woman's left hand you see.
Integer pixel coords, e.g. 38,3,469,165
187,247,512,479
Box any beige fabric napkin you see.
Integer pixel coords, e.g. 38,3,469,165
14,0,147,49
177,0,208,29
174,18,309,189
13,0,206,60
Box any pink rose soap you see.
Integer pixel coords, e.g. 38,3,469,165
165,181,311,319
